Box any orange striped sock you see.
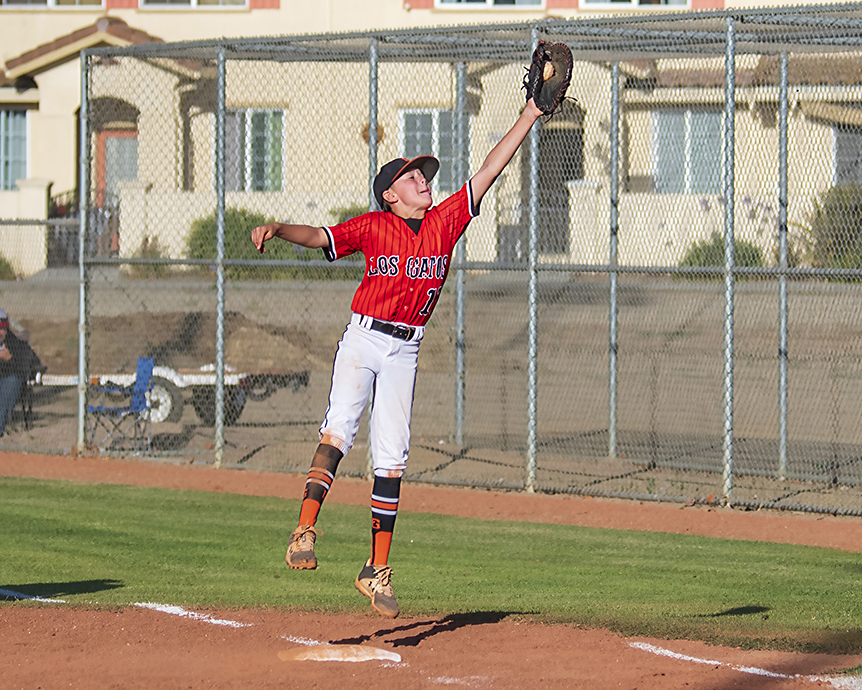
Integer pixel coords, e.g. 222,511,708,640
298,467,334,525
370,474,400,566
297,444,343,526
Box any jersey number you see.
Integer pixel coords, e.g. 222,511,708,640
419,288,440,316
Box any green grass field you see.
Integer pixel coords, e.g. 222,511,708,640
2,476,861,654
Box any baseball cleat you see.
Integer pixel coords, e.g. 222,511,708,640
355,559,399,619
285,525,318,570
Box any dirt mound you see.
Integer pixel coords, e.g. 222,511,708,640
23,312,329,376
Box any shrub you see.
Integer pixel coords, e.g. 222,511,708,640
802,183,862,269
187,207,361,281
679,231,765,276
0,254,16,281
188,207,310,280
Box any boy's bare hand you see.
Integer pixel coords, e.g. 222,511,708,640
251,223,279,253
250,222,328,252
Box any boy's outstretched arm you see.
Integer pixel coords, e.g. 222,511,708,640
470,98,543,207
251,222,328,253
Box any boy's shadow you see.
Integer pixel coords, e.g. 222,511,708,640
331,610,522,648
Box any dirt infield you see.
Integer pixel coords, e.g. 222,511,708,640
2,451,862,689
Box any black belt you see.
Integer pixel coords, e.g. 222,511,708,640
369,319,416,341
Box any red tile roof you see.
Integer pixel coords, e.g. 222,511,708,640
5,17,161,75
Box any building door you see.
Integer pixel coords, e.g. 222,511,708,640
95,130,138,257
97,130,138,208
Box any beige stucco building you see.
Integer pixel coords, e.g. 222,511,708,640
0,0,859,274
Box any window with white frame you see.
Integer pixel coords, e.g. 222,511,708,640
0,109,26,191
142,0,244,7
224,109,283,192
582,0,687,7
401,109,470,193
435,0,542,7
652,108,722,194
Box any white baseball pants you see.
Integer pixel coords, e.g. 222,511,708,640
319,313,424,475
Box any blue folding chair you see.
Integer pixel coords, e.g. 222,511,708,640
87,357,155,453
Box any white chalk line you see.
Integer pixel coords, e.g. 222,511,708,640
631,641,862,689
134,605,408,665
281,634,325,646
133,602,252,628
430,675,492,686
3,588,406,665
819,678,862,690
1,589,250,629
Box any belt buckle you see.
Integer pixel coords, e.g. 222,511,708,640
392,325,412,340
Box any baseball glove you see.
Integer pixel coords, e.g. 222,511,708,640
523,41,574,119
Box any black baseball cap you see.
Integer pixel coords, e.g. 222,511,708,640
373,155,439,209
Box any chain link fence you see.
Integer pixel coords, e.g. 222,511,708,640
5,4,862,514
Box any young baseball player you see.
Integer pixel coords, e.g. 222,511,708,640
251,97,544,619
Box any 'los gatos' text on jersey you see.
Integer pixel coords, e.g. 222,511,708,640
322,183,478,327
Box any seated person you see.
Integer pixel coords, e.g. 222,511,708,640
0,309,42,436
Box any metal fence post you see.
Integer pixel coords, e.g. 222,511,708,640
366,37,379,480
77,50,91,454
214,45,227,468
722,16,737,504
778,52,789,481
454,61,467,446
608,62,620,460
526,26,540,493
368,37,379,212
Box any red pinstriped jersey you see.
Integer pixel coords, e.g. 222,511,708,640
323,183,477,327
